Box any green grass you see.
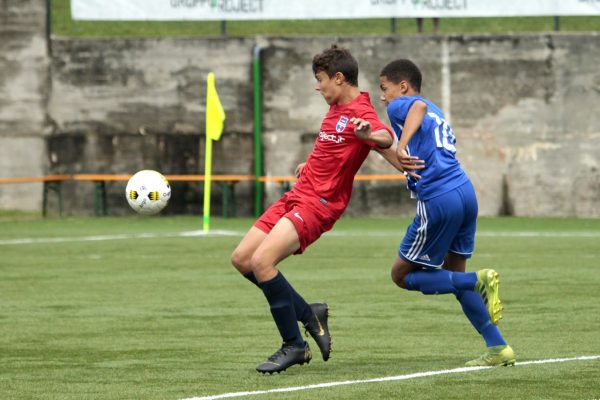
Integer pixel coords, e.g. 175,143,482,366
52,0,600,37
0,209,42,222
1,216,599,399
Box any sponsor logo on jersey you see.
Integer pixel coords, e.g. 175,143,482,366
318,131,345,144
336,115,349,132
419,254,431,261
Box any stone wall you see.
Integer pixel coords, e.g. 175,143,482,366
1,1,599,217
259,35,600,217
47,36,257,215
0,0,49,210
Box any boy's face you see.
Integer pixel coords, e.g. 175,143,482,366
314,70,343,105
379,75,408,105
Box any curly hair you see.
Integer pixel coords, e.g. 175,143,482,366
312,44,359,87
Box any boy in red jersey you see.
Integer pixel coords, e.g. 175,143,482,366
231,45,396,374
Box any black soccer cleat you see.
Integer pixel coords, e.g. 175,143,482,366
304,303,332,361
256,342,312,374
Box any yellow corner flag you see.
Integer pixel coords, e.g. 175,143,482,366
203,72,226,233
206,72,225,141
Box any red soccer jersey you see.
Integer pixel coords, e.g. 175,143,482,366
291,92,393,217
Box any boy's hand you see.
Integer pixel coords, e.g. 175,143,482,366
397,148,425,179
351,117,372,140
295,162,306,178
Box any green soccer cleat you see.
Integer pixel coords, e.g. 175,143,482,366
475,269,503,325
465,345,516,367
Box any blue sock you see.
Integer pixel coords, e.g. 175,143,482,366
244,272,312,324
405,269,477,294
259,272,304,346
456,290,506,347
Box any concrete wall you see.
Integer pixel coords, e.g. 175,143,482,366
452,34,600,217
0,0,49,210
1,2,599,216
47,36,257,215
260,35,600,217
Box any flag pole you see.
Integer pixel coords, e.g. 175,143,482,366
203,135,213,233
202,72,225,234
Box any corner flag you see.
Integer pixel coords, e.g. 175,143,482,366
203,72,226,233
206,72,225,141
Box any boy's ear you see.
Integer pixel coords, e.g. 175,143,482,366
400,80,410,94
334,71,345,85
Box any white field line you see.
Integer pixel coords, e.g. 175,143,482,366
0,230,241,245
325,230,600,238
1,229,600,246
181,355,600,400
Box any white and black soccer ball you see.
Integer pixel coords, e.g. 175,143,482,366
125,170,171,215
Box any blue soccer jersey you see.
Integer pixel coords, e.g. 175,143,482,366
387,96,469,200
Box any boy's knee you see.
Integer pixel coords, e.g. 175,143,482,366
230,249,250,273
249,253,266,272
391,266,408,289
249,253,276,281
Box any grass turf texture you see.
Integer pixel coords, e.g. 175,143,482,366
1,215,599,399
51,0,600,37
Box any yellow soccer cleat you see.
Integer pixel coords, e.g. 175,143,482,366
475,269,503,325
465,345,516,367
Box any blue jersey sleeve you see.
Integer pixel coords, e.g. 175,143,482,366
386,96,422,139
388,96,469,200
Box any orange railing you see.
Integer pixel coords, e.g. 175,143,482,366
0,174,405,216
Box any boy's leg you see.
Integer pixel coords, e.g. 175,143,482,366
243,270,327,358
455,289,506,347
395,187,503,322
250,218,311,373
231,226,266,276
232,215,313,325
445,254,514,366
241,270,312,324
395,196,478,293
391,255,477,294
233,198,333,371
392,254,513,366
231,195,286,276
444,253,504,346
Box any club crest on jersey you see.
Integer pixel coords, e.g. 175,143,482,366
336,115,349,133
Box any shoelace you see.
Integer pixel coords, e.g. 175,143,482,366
267,346,290,361
479,350,502,361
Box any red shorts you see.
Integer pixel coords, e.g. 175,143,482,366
254,192,339,254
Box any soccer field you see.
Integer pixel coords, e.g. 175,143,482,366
1,216,599,399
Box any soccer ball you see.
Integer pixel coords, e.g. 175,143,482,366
125,170,171,215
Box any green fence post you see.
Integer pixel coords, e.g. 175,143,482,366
221,182,230,218
94,181,107,216
230,182,237,217
42,181,48,217
253,45,264,217
57,182,63,217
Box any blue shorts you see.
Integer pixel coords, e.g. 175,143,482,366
399,181,478,269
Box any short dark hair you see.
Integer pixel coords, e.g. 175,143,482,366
312,44,359,87
380,59,422,92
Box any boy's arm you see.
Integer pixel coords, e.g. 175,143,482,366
374,145,403,172
350,117,393,148
397,100,427,179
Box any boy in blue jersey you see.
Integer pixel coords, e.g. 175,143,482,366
380,59,515,366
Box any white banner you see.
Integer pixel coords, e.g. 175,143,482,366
71,0,600,21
